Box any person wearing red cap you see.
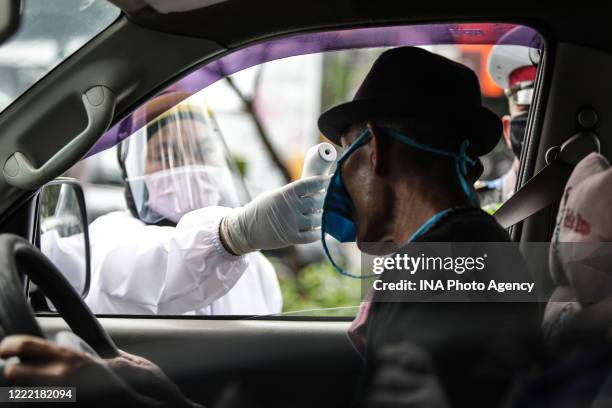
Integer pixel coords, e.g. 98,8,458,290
477,33,539,210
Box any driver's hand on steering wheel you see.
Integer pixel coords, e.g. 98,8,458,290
0,335,181,407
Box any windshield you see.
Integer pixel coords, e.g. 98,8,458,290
0,0,120,112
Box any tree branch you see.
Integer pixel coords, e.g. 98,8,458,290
224,72,292,184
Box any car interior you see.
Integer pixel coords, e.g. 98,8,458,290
1,1,612,406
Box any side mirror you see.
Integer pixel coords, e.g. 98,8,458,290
37,178,91,299
0,0,21,45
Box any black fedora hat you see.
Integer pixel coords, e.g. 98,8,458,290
318,46,502,157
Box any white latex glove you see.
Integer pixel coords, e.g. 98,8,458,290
220,175,330,255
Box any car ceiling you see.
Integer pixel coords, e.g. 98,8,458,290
0,2,610,223
121,2,611,53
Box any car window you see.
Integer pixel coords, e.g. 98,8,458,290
0,0,120,113
43,23,544,318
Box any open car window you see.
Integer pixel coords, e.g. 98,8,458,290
42,23,544,318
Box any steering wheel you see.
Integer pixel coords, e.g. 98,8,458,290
0,234,119,358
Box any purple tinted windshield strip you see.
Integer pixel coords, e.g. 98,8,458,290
89,23,541,156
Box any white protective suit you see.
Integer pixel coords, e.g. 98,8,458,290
89,207,281,315
43,206,282,315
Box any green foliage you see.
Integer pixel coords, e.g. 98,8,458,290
229,154,248,177
276,260,362,317
482,202,503,215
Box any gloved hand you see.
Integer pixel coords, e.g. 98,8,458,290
220,175,330,255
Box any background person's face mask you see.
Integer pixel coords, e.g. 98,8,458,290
510,112,528,159
144,165,224,223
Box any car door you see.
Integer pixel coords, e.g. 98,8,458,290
3,2,612,407
27,20,547,406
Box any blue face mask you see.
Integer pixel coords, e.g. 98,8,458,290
321,127,480,279
322,129,371,243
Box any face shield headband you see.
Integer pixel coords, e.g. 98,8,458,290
321,126,480,279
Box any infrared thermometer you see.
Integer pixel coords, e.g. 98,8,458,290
301,142,337,178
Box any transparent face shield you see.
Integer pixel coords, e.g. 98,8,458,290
119,102,245,224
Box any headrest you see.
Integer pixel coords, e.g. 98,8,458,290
545,153,612,346
550,152,612,303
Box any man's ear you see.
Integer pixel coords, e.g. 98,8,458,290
502,115,512,150
367,122,388,176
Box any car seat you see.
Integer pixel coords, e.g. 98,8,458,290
535,152,612,407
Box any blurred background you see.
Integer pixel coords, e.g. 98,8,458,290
0,0,523,316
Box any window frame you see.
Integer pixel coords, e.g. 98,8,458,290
40,22,548,321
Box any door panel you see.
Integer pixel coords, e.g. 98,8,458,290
38,316,362,407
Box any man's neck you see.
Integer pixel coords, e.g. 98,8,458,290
390,183,468,245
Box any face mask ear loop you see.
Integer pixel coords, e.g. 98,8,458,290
382,128,480,208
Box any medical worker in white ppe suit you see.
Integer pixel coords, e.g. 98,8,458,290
43,92,329,316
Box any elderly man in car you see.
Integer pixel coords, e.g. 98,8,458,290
0,47,539,407
317,46,539,406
